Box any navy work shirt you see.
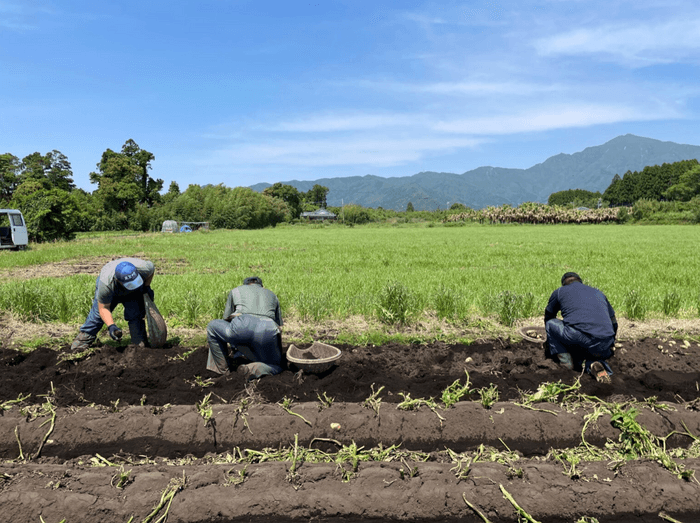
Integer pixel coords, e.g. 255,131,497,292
544,281,616,339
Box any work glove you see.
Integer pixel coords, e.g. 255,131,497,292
143,285,154,301
108,324,123,341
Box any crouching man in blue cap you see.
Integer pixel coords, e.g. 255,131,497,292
70,258,155,350
206,276,283,380
544,272,617,383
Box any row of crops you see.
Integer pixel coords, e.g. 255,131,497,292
445,203,621,224
0,224,698,329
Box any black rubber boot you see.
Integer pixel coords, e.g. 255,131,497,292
128,320,148,347
70,332,96,351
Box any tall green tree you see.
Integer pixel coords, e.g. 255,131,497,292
263,183,302,219
19,150,75,192
304,184,329,208
663,165,700,201
121,139,162,206
90,140,162,215
0,153,20,202
162,181,181,205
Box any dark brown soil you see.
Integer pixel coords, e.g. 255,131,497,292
1,336,700,522
3,337,699,408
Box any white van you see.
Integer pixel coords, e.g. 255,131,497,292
0,209,28,250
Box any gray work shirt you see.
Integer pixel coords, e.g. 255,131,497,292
223,283,283,326
96,258,155,304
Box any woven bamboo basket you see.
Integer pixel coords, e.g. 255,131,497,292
286,342,341,373
518,325,547,344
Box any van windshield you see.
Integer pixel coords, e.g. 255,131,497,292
0,214,9,227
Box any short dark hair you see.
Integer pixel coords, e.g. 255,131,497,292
243,276,263,286
561,272,582,286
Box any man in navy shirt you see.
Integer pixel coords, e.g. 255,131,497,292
544,272,617,382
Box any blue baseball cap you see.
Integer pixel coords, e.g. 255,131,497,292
115,261,144,290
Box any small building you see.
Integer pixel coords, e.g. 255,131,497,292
301,209,337,221
161,220,179,233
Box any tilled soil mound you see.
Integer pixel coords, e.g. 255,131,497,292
1,336,700,522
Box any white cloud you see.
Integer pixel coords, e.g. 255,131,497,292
213,136,485,168
207,97,682,173
535,17,700,63
401,5,505,28
402,12,449,26
270,113,417,132
0,1,53,31
0,19,34,30
355,79,562,97
432,104,675,134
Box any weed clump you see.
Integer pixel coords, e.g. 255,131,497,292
624,289,647,320
433,284,459,320
376,280,413,326
661,291,681,317
487,290,536,327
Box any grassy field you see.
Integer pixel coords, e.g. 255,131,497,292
1,223,699,332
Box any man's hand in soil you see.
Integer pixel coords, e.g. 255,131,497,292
108,324,123,341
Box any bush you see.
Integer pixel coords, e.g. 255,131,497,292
343,204,371,225
11,182,82,242
617,207,630,223
376,281,413,326
632,199,660,221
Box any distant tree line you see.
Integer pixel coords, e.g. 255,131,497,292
4,143,698,243
602,159,699,205
549,159,700,211
0,141,339,241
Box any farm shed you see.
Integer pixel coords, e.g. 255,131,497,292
301,208,337,221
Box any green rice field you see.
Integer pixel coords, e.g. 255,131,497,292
1,223,698,328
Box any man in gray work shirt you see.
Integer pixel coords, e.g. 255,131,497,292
206,276,283,380
71,257,155,350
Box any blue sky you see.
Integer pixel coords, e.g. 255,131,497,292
2,0,699,193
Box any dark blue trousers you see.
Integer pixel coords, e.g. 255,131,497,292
79,278,147,336
206,315,282,378
546,318,614,374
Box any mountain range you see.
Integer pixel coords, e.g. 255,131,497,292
250,135,700,210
